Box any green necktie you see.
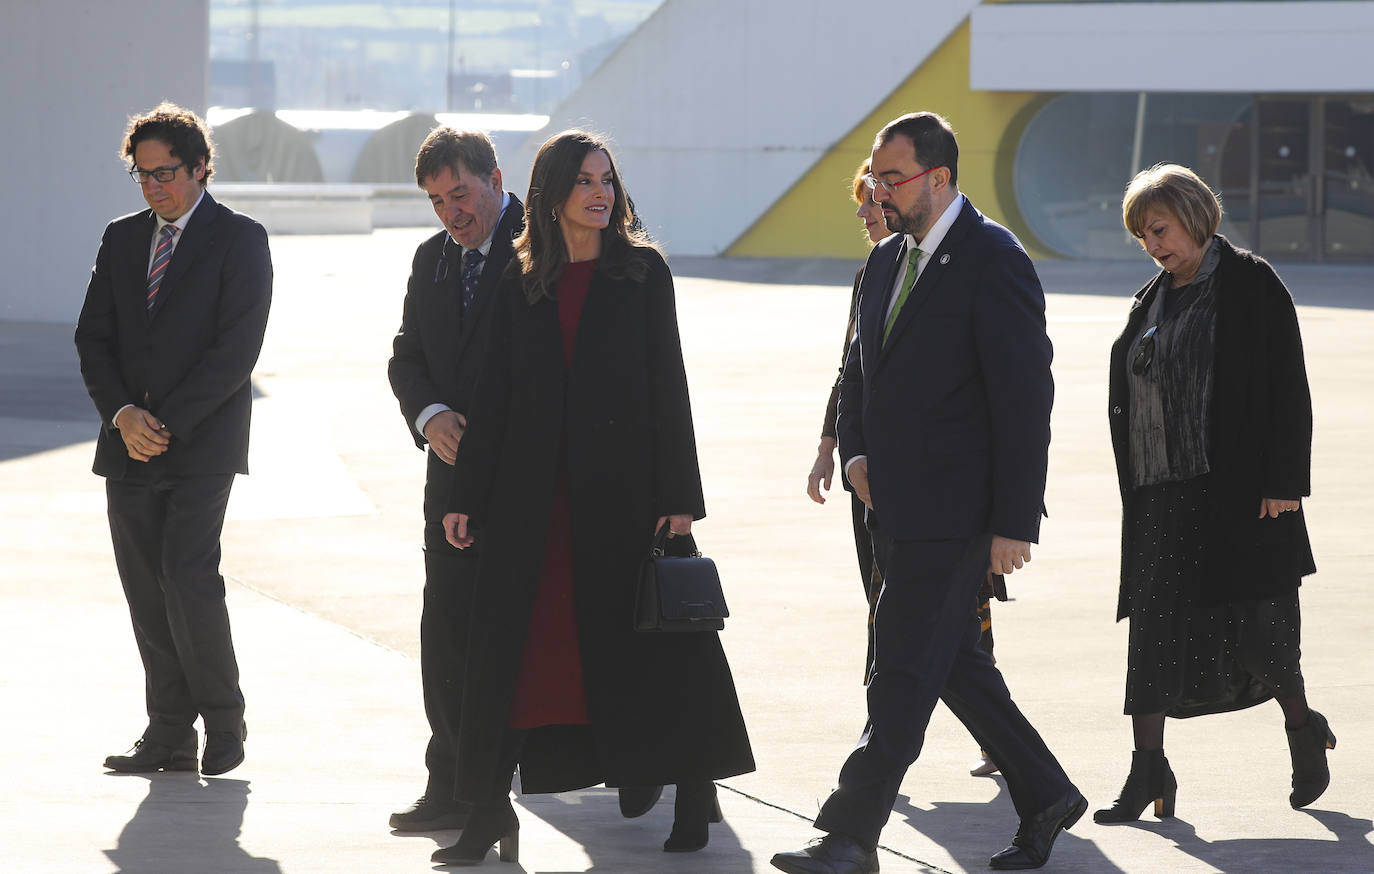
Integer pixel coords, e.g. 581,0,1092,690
882,245,923,344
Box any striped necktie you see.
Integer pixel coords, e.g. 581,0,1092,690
146,224,178,310
882,245,923,344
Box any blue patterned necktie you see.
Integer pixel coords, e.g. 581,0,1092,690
146,224,178,310
460,248,485,312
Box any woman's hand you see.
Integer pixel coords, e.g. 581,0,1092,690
443,512,475,548
807,436,838,504
1259,497,1301,518
655,514,693,538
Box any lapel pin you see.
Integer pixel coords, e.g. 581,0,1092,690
940,254,951,265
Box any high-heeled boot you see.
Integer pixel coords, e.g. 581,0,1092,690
1093,749,1177,823
1288,708,1337,809
662,781,723,853
430,798,519,866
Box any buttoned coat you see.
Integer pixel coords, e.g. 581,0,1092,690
1107,235,1316,615
836,197,1054,544
388,194,524,522
445,246,754,800
75,191,273,479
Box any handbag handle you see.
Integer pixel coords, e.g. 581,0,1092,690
650,523,702,558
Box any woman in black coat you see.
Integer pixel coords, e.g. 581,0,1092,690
432,130,754,866
1096,163,1332,825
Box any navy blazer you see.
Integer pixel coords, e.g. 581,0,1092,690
387,194,524,522
75,191,273,479
836,197,1053,543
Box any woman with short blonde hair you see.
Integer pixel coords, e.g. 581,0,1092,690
1097,163,1332,825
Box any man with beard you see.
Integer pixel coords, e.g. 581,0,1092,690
772,112,1083,873
387,127,523,831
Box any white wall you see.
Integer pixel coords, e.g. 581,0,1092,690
505,0,984,255
0,0,209,323
971,2,1374,93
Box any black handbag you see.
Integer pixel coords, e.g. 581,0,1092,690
633,526,729,632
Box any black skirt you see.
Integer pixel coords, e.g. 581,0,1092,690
1121,476,1305,717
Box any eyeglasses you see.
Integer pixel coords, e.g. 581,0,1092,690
128,163,185,184
863,165,943,195
434,252,450,284
1130,325,1159,376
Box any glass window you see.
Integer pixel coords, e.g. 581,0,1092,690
1014,93,1251,258
1324,98,1374,259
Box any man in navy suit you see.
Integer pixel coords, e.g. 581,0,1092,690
76,103,272,777
386,128,524,831
773,113,1083,873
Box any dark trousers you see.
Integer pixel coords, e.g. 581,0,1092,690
814,532,1074,849
421,522,478,799
106,473,244,744
853,499,881,683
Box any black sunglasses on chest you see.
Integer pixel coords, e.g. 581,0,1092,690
1131,325,1159,376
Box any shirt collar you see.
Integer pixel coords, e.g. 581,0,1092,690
907,192,965,257
154,188,206,235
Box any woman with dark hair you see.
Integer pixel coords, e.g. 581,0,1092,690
433,130,754,866
1096,163,1332,824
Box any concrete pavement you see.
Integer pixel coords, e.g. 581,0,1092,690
2,228,1371,873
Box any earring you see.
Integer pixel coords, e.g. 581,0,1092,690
550,209,558,223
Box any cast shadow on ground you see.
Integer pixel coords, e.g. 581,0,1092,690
0,319,269,462
102,774,281,873
889,781,1126,873
1122,805,1374,873
398,785,755,874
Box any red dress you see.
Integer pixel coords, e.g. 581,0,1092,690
507,260,597,729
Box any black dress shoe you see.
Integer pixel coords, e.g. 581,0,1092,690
989,790,1087,870
390,795,471,831
771,834,879,874
202,723,246,776
104,735,198,773
618,784,664,818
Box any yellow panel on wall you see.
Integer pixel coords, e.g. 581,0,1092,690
728,21,1055,260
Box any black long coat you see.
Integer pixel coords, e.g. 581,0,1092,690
446,246,754,800
1108,235,1316,617
387,194,524,523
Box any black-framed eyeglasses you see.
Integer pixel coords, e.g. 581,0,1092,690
434,252,450,284
129,163,186,184
1131,325,1159,376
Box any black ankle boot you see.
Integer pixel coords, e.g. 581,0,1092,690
663,781,722,852
1093,749,1177,824
1288,709,1336,809
430,799,519,866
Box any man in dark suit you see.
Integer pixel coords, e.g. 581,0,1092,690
76,103,272,777
772,113,1083,874
386,127,524,831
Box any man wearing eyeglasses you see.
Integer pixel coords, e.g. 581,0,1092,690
386,128,524,832
773,112,1082,874
75,103,272,778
